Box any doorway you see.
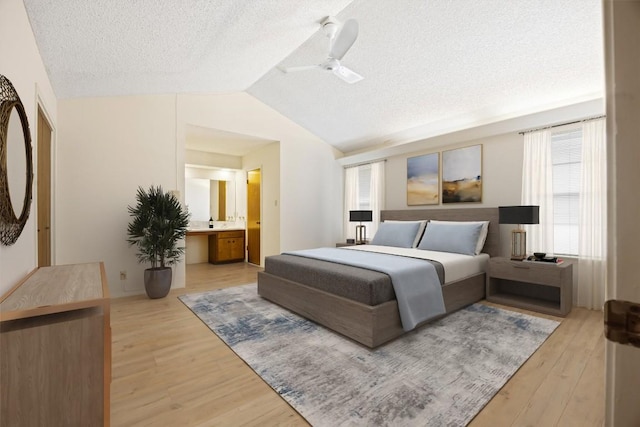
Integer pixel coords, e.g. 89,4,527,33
37,106,52,267
247,169,261,265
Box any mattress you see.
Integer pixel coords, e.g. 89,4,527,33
343,245,490,283
263,246,489,306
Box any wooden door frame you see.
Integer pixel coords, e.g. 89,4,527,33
604,1,640,425
35,97,55,266
246,168,261,266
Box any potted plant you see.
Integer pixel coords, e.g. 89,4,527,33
127,185,190,298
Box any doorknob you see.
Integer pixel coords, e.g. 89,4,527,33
256,221,260,225
604,300,640,348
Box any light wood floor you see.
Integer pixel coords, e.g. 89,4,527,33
110,262,604,426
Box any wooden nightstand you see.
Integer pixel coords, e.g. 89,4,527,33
486,257,573,317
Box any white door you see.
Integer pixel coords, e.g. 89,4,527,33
604,1,640,425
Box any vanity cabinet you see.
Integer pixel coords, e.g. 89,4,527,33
0,262,110,427
209,230,245,263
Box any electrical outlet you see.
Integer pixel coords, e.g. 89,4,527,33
120,271,127,280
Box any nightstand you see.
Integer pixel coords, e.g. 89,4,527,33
486,257,573,317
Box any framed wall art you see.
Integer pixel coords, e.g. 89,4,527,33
442,145,482,203
407,152,439,205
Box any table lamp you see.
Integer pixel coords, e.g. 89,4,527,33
498,205,540,260
349,210,373,244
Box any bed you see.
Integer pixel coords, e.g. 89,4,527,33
257,208,500,348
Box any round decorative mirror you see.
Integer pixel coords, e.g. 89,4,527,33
0,74,34,246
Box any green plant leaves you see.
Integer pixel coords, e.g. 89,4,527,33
127,185,190,268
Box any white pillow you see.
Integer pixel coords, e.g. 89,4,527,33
418,220,489,255
383,220,428,248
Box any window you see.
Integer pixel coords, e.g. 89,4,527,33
344,161,385,240
550,128,582,255
356,164,372,210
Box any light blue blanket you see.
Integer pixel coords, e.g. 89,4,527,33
284,247,446,331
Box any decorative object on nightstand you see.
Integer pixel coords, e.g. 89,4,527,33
498,205,539,261
349,210,372,244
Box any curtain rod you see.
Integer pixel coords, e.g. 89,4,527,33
518,115,605,135
344,159,387,169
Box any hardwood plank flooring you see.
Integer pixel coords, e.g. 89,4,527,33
110,262,604,426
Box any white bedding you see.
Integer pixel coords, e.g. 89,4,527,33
343,244,489,284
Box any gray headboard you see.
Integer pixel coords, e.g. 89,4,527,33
380,208,500,257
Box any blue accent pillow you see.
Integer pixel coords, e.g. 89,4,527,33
371,221,422,248
417,221,485,255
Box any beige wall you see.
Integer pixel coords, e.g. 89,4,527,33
57,95,180,298
0,0,58,295
385,132,523,210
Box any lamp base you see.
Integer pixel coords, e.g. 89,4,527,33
355,225,367,245
510,228,527,260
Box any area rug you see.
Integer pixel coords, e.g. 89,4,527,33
179,284,559,426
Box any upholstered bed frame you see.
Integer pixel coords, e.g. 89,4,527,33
257,208,500,348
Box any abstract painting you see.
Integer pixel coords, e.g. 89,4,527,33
407,153,439,205
442,145,482,203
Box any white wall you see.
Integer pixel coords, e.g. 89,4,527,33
0,0,58,295
185,149,242,169
280,138,344,251
57,95,181,298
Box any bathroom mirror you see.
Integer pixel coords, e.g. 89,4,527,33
0,75,33,246
209,179,236,220
184,167,239,224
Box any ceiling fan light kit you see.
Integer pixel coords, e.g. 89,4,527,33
281,16,363,84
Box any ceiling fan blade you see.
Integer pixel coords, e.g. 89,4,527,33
279,65,321,73
330,19,359,60
332,65,363,84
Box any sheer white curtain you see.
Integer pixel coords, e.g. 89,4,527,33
577,119,607,309
343,166,359,240
521,129,554,253
343,161,385,241
368,161,386,239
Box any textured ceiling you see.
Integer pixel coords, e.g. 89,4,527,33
23,0,353,97
24,0,604,154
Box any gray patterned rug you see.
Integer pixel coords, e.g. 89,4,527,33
179,284,559,426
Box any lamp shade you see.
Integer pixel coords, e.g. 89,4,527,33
349,210,373,222
498,205,540,225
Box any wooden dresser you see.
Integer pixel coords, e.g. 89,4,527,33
0,262,111,427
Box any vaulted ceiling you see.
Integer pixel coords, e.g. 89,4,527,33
24,0,604,155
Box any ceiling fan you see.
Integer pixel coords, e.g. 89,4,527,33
279,16,363,84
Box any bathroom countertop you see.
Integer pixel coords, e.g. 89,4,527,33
186,228,245,236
